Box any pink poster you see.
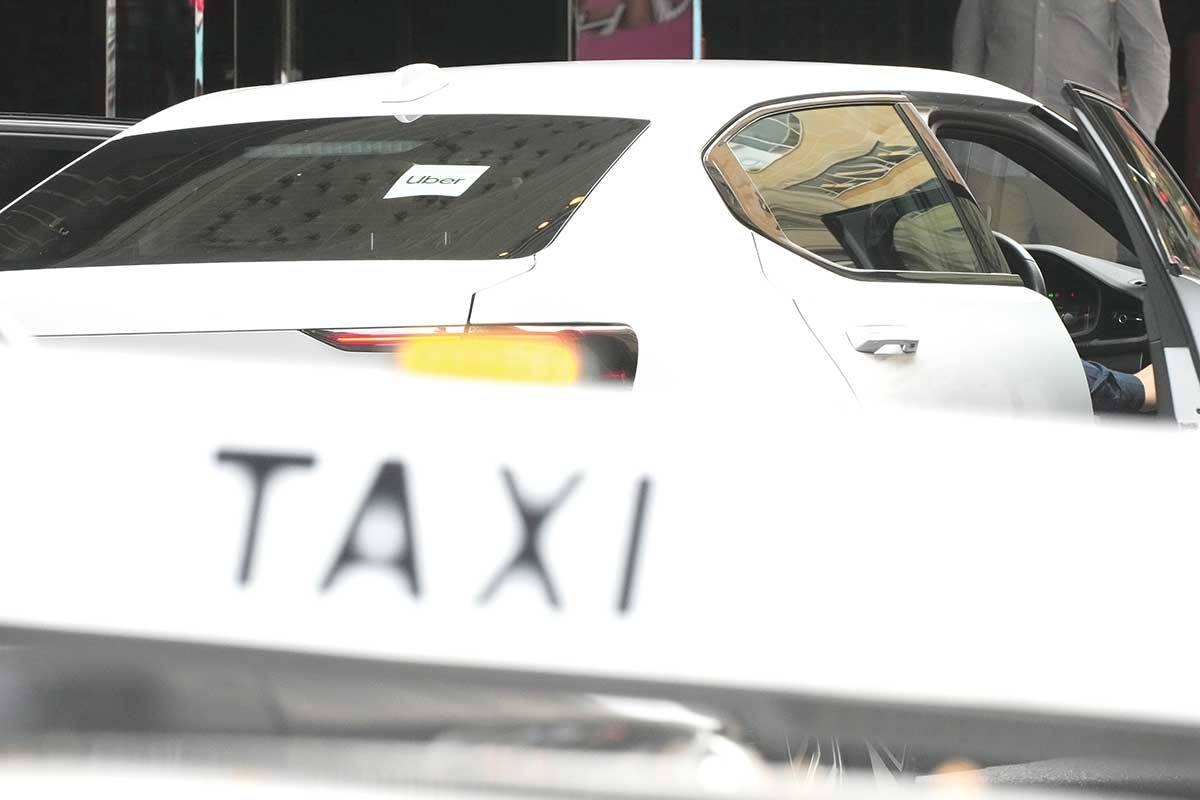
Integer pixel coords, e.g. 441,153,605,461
575,0,695,61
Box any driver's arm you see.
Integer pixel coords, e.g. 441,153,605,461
1082,360,1156,413
1135,363,1156,411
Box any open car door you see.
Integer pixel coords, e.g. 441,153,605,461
1063,82,1200,427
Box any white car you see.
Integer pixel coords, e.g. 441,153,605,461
1,61,1198,423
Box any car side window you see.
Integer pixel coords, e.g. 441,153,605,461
941,138,1134,264
716,104,994,274
1077,100,1200,281
0,137,93,208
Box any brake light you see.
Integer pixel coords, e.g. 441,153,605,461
403,331,581,384
327,332,412,349
304,325,638,386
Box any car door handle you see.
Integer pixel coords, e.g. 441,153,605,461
846,326,920,354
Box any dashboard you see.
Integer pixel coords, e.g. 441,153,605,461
1026,246,1148,370
1046,282,1098,337
1028,247,1146,338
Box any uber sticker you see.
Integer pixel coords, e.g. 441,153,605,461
385,164,490,199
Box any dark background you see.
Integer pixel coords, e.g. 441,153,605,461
1,1,1197,177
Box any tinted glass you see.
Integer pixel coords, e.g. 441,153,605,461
1077,96,1200,280
943,138,1135,263
727,105,987,273
0,115,647,269
0,138,95,208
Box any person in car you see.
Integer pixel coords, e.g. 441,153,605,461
1083,360,1155,412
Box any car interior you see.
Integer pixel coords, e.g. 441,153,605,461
926,100,1158,414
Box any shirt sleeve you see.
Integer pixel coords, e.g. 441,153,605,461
1081,359,1146,413
952,0,989,76
1116,0,1172,139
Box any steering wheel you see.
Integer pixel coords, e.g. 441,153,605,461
992,231,1047,295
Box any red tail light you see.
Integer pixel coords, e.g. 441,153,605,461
304,325,638,386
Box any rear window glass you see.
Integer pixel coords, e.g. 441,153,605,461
0,115,647,269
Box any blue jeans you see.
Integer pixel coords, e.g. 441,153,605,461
1082,360,1145,413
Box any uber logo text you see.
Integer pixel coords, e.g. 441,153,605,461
406,175,466,185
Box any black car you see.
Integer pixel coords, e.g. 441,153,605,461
0,113,133,208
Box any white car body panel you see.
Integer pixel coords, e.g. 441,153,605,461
37,329,396,367
0,61,1087,412
756,236,1093,415
467,117,852,397
4,258,531,335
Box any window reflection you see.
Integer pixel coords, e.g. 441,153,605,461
1096,103,1200,280
726,105,983,274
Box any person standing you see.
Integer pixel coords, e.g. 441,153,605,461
953,0,1171,140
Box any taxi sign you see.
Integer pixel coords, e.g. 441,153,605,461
0,348,1196,731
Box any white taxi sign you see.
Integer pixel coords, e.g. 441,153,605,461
0,350,1196,731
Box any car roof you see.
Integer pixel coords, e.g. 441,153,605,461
128,60,1038,139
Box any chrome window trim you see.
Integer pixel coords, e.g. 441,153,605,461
0,132,112,145
702,93,1023,287
0,120,128,138
894,102,1012,276
897,103,969,188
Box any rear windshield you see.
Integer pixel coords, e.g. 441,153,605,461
0,115,647,269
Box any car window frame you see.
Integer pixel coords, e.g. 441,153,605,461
1068,88,1200,280
921,104,1137,257
702,93,1021,286
1062,81,1200,423
936,131,1139,262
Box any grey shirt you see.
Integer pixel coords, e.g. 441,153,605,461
953,0,1171,138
